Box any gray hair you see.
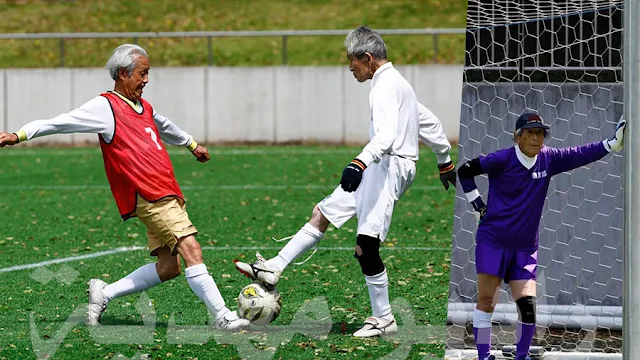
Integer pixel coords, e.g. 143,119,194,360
106,44,149,80
344,26,387,60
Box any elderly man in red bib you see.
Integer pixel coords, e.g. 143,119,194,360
0,44,250,331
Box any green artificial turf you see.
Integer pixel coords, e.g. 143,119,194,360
0,145,457,359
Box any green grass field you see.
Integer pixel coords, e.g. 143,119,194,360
0,145,456,360
0,0,467,67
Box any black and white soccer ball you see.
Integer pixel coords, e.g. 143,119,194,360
237,282,282,325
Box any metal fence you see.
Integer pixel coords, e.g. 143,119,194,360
0,28,466,67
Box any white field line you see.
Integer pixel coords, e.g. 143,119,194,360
200,246,450,252
0,184,442,191
0,246,146,273
0,245,450,273
0,148,359,157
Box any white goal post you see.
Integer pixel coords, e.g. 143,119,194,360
623,0,640,359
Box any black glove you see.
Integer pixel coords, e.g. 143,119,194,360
340,159,366,192
438,161,457,190
471,197,487,222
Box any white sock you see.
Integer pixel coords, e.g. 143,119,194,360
265,223,324,271
473,308,493,328
102,263,161,302
365,269,392,319
185,264,229,320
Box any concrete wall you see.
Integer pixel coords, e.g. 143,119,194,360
0,65,463,146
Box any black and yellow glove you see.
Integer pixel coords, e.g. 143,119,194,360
340,158,366,192
438,161,457,190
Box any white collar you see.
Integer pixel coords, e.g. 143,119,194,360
515,144,537,170
371,62,393,88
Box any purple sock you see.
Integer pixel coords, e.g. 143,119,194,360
473,326,491,360
516,321,536,358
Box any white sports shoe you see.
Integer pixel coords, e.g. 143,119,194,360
353,316,398,337
87,279,108,326
214,310,251,332
234,252,282,286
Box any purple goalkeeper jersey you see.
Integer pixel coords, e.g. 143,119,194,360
475,142,608,250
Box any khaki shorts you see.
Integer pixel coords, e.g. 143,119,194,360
136,195,198,256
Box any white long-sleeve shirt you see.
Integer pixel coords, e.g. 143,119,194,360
418,102,452,164
356,62,451,166
17,91,195,148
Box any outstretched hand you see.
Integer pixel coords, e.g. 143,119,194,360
0,132,19,147
605,117,626,153
191,145,211,163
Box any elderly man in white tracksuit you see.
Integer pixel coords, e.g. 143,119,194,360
235,26,456,337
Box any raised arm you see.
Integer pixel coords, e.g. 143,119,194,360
548,117,625,175
153,110,210,162
417,102,456,190
0,96,113,146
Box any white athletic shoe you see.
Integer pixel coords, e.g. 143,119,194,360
234,252,282,286
214,310,251,332
87,279,108,326
353,316,398,337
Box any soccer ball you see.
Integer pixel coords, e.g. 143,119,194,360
237,282,282,325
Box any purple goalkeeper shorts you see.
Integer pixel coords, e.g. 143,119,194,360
475,242,538,282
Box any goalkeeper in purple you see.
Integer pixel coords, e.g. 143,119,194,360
457,112,625,360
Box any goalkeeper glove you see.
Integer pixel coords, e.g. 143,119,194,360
438,161,457,190
471,197,487,223
340,158,366,192
603,117,626,153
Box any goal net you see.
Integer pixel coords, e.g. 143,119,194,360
447,1,624,359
